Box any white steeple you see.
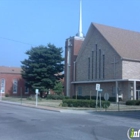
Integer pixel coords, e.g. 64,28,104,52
78,0,83,38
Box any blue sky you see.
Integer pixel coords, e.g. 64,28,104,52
0,0,140,67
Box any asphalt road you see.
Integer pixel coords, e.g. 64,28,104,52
0,102,140,140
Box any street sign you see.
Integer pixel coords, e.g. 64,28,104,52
35,89,39,94
96,84,100,91
98,89,103,92
104,93,109,101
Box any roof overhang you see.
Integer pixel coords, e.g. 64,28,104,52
71,79,140,84
122,58,140,62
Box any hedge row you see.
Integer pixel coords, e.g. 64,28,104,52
126,100,140,105
72,95,116,102
62,99,110,108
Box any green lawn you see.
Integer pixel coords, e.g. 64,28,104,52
2,96,62,108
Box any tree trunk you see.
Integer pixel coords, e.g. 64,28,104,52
40,91,43,98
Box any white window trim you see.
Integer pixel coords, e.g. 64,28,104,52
0,79,5,94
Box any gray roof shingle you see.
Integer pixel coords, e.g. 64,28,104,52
93,23,140,60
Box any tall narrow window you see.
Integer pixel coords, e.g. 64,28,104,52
92,51,94,79
99,49,101,79
95,44,98,79
13,79,18,94
78,87,82,95
88,57,90,79
25,84,29,94
103,55,105,79
1,79,5,94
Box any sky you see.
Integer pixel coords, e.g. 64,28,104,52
0,0,140,67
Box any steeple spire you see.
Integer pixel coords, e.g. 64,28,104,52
78,0,83,38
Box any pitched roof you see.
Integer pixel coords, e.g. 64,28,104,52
93,23,140,60
0,66,21,74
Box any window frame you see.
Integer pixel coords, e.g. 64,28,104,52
25,85,29,94
13,79,18,94
0,79,5,94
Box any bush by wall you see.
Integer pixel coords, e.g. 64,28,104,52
5,93,10,97
72,95,116,102
62,99,110,108
26,95,42,101
126,100,140,105
46,94,69,100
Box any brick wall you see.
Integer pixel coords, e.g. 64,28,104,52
122,60,140,79
76,24,122,81
74,81,133,101
0,73,30,96
64,36,84,96
74,82,116,98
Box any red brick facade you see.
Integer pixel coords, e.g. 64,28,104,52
64,36,84,97
0,66,30,96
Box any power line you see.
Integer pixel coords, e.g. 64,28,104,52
0,36,36,46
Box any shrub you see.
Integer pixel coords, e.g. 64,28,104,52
26,95,42,101
62,99,110,108
73,95,95,100
72,95,116,102
101,101,110,108
65,96,70,99
27,96,32,100
126,100,140,105
46,94,57,100
5,93,9,97
53,82,63,95
46,94,65,100
62,103,68,107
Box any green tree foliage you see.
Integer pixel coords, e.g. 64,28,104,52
21,44,64,97
53,81,64,95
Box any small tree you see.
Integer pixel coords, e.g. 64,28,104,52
53,81,63,95
21,44,64,97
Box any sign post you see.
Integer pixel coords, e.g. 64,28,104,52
96,84,100,111
98,89,103,110
35,89,39,107
104,93,109,111
20,88,22,105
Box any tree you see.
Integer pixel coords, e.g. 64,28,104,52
53,81,64,95
21,44,64,97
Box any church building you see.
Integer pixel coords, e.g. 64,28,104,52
64,0,140,102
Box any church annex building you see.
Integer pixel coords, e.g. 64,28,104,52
65,22,140,102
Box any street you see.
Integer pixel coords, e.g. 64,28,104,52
0,102,140,140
